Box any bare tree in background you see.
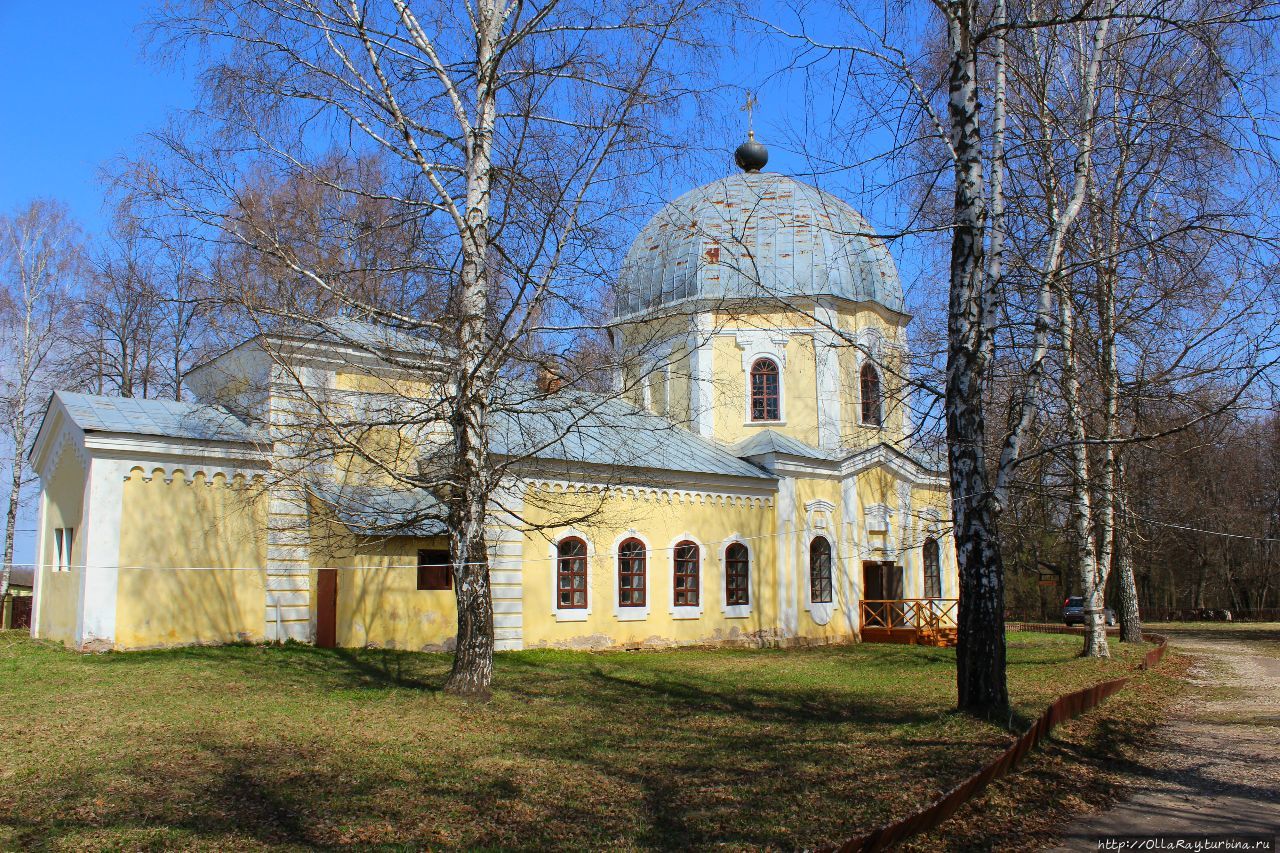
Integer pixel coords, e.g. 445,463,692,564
1009,0,1280,654
67,194,213,401
146,0,712,696
0,200,82,602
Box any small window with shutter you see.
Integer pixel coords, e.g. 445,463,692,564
417,549,452,590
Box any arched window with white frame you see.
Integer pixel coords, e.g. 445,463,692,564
557,537,588,609
750,358,781,421
923,537,942,599
617,537,646,607
860,362,882,427
673,540,700,606
809,536,833,603
725,542,749,606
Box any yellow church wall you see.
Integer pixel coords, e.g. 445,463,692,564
713,306,821,330
312,532,458,650
35,442,86,646
519,483,788,649
334,370,440,399
114,471,268,649
710,332,821,446
333,425,424,484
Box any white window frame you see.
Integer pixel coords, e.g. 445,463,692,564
804,534,836,626
668,533,705,619
735,331,790,426
548,529,594,622
720,534,753,619
611,531,651,621
746,355,785,425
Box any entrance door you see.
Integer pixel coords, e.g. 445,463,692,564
316,569,337,648
862,561,904,626
9,596,31,630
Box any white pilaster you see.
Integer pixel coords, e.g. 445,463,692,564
775,476,799,636
264,364,324,643
30,489,48,638
75,457,127,650
265,485,313,642
487,482,525,651
815,333,843,450
689,313,715,438
840,474,861,630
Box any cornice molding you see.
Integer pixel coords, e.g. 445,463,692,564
525,477,774,509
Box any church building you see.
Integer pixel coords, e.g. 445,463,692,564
27,141,958,653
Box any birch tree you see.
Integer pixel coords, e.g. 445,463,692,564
768,0,1280,708
0,201,81,602
148,0,712,696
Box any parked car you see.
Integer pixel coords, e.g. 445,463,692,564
1062,596,1117,626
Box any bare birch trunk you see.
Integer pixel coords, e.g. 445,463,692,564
943,0,1010,717
0,431,20,604
1,390,25,606
1060,290,1109,657
1114,502,1142,641
443,2,500,698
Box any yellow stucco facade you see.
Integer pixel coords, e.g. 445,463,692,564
27,300,957,654
115,471,268,648
27,162,959,654
33,429,84,646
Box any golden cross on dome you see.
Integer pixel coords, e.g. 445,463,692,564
742,92,757,141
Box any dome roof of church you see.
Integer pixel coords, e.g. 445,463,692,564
614,169,903,319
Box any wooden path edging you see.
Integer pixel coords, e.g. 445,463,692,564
819,626,1168,852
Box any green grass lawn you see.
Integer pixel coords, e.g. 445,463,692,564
0,631,1151,851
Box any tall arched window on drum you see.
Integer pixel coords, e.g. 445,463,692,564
750,358,780,421
860,363,882,427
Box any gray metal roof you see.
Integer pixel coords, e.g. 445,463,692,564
53,391,266,444
731,430,838,462
6,566,33,588
309,482,447,537
615,171,903,318
302,316,447,360
492,393,773,481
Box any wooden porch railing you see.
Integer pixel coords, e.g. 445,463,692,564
861,599,959,631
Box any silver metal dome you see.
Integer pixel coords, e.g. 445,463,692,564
614,171,903,319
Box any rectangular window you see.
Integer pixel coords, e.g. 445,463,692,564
53,527,74,571
417,549,452,590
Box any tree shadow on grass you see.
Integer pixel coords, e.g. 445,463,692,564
132,642,452,693
486,659,1012,850
3,744,324,850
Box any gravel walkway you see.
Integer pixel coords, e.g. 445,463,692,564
1047,632,1280,849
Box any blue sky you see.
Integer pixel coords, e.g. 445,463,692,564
0,3,199,233
0,2,916,243
0,1,932,566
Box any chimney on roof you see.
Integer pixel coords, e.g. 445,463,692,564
536,364,566,394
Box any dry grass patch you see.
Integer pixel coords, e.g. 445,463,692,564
0,630,1159,850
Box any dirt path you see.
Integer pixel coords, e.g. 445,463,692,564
1048,631,1280,849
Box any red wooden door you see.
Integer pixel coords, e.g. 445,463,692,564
862,562,905,626
316,569,337,648
10,596,31,630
